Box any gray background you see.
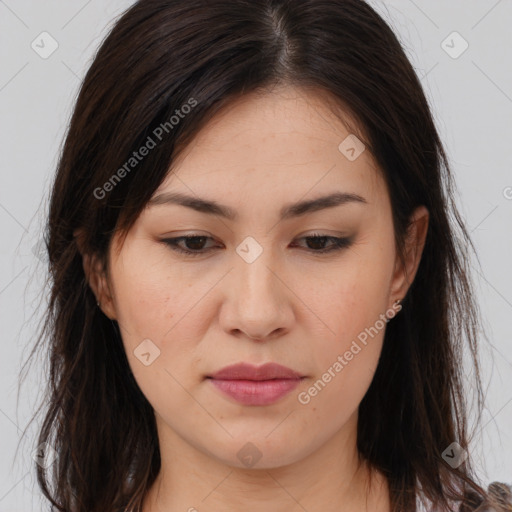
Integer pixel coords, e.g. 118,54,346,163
0,0,511,510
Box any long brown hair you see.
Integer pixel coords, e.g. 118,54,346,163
19,0,500,510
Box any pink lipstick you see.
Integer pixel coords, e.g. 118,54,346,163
207,362,304,406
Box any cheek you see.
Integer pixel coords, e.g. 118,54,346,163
109,245,213,388
114,273,169,339
317,257,392,344
110,262,199,407
298,284,389,427
108,248,183,365
307,241,394,392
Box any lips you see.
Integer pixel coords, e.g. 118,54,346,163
209,362,303,381
207,362,304,406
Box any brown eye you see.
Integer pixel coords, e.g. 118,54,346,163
162,233,353,257
162,235,219,256
291,234,353,254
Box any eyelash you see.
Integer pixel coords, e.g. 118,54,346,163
162,233,353,257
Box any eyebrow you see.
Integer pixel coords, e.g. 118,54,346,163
148,191,367,221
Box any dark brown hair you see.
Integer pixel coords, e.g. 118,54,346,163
19,0,502,510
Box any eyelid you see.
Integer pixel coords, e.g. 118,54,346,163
160,232,354,257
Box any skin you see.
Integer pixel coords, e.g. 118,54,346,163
83,84,429,512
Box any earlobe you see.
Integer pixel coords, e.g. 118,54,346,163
390,206,430,305
86,253,117,320
74,229,117,320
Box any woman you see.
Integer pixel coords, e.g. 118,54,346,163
22,0,511,511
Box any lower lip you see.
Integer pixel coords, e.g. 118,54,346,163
209,378,302,406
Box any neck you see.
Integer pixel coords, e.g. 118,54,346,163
142,412,390,512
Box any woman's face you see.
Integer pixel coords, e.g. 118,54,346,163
95,85,427,469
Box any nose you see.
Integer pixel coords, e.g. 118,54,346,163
219,245,294,342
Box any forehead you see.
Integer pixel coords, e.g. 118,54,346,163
156,85,383,204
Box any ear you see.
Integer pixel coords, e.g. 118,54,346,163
73,229,117,320
389,205,429,306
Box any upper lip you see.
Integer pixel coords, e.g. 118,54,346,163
208,362,303,381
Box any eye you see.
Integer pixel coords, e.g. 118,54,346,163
161,233,353,257
162,235,217,257
291,233,354,253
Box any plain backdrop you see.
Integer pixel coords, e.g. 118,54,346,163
0,1,511,510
